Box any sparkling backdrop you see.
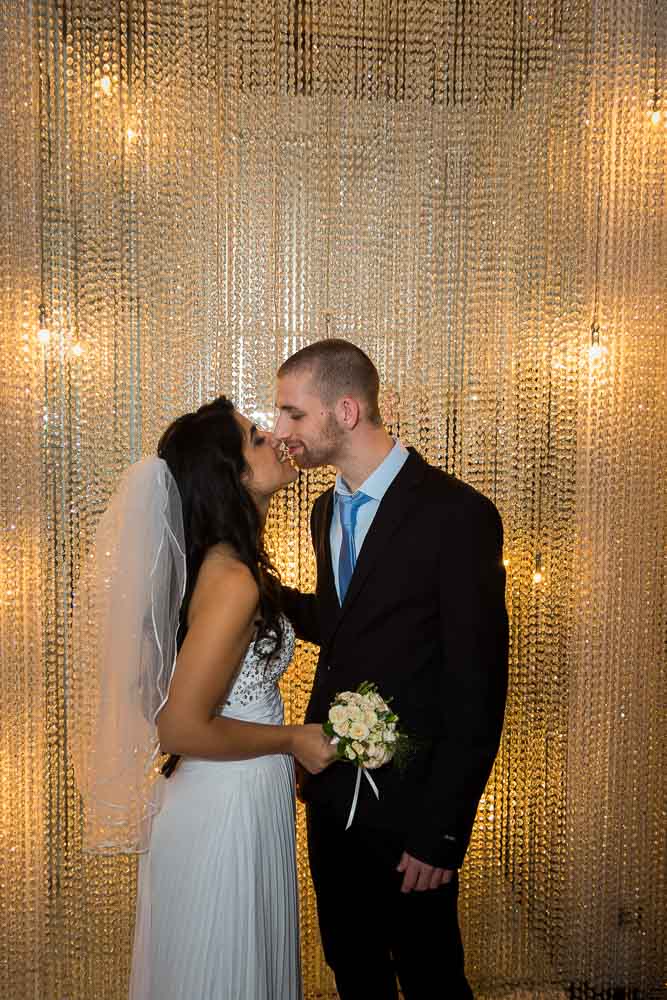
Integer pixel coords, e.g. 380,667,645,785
1,2,665,998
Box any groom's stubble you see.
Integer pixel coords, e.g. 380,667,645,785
289,408,345,470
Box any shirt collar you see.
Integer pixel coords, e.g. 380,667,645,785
334,438,409,502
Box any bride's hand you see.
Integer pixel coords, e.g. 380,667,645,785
290,724,337,774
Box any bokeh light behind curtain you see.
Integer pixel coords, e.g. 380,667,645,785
0,1,664,998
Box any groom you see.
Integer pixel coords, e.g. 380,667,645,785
276,340,508,999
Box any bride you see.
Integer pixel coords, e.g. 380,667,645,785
71,396,334,999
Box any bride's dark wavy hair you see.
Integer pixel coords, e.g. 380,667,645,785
157,396,283,776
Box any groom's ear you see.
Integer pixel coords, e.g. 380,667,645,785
335,396,361,430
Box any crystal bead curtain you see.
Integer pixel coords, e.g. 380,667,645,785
0,2,664,997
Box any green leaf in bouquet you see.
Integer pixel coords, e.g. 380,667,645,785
357,680,375,696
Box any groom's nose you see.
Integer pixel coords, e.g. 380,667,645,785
273,412,287,440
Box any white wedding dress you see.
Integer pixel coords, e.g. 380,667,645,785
129,616,302,1000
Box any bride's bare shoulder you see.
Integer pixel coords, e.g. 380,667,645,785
189,545,259,621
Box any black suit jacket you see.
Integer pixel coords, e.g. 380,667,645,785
282,448,509,869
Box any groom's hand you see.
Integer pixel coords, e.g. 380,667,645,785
396,851,455,893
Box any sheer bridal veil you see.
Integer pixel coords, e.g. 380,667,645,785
69,457,186,854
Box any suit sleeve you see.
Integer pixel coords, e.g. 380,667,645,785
405,491,509,869
280,496,323,647
281,587,320,645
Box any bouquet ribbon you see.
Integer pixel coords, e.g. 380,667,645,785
346,766,380,830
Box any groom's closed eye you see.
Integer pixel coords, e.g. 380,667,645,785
276,406,305,419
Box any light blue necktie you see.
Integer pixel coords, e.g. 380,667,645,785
337,491,371,603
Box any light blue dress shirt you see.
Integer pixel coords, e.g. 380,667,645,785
330,439,410,602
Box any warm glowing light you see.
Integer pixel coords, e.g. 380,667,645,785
589,323,605,361
71,342,84,357
37,305,49,343
533,569,543,584
650,109,662,125
503,558,510,568
127,128,136,141
99,75,112,95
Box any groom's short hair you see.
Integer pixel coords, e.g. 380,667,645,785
278,339,381,425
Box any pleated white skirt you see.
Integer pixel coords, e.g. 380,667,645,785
129,748,302,999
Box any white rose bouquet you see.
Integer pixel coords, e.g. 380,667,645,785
322,681,413,828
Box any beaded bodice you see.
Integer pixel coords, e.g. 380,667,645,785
219,614,295,713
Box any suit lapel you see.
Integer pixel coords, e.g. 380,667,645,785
335,449,427,623
313,489,340,623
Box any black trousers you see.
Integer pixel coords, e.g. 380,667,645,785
306,804,473,1000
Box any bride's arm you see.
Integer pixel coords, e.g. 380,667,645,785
156,554,332,772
